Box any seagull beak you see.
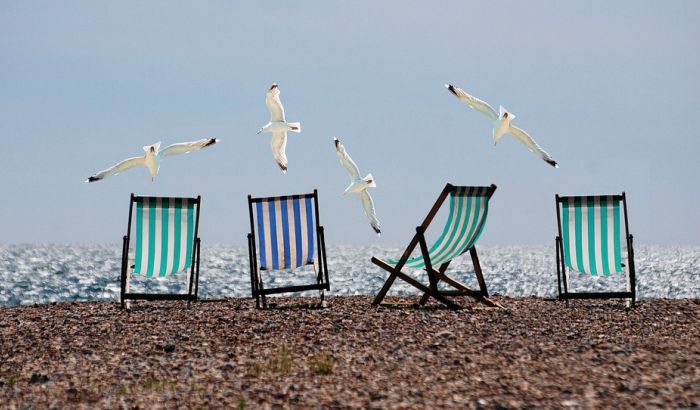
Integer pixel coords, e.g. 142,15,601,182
256,129,262,135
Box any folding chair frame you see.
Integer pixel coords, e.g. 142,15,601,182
371,183,499,309
247,189,330,309
120,194,201,309
555,192,636,307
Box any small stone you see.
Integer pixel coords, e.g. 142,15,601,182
163,344,175,353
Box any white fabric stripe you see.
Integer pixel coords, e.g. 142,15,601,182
263,201,273,270
139,198,150,274
178,199,189,272
153,198,163,276
166,198,176,275
274,199,284,268
287,198,297,270
566,198,577,273
580,201,590,274
593,197,604,275
300,198,309,264
435,196,480,265
430,195,467,263
606,198,616,274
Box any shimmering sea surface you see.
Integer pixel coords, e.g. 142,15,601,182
0,244,697,306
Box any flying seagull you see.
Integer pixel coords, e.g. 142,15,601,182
445,84,558,168
86,138,218,182
257,83,301,173
334,137,381,236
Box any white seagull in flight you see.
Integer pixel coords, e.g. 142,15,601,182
86,138,218,182
256,83,301,173
334,137,381,236
446,84,558,168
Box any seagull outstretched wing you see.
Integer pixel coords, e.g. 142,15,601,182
334,138,361,180
87,156,145,182
159,138,218,158
271,131,288,173
446,84,499,121
360,190,381,235
265,83,286,122
507,125,558,168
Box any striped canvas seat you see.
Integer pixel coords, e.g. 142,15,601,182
371,184,499,309
247,190,330,308
252,195,316,271
389,186,492,269
555,192,636,306
133,197,196,277
560,195,622,276
120,194,202,308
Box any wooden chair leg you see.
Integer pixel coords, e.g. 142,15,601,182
470,247,488,297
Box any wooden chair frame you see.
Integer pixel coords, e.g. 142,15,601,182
247,190,330,309
371,183,499,309
555,192,636,307
120,194,201,309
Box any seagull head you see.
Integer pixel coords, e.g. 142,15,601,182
269,83,278,91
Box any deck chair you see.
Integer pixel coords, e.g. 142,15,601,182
372,183,499,309
120,194,201,308
555,193,636,307
247,190,330,309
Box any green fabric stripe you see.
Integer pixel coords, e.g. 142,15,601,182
426,194,457,255
613,199,622,273
587,197,598,276
159,199,169,277
184,200,194,271
172,199,182,273
573,197,584,273
438,195,474,265
599,196,610,276
146,201,156,277
134,200,143,273
561,201,572,269
464,195,485,251
432,194,467,264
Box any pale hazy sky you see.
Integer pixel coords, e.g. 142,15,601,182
1,1,698,246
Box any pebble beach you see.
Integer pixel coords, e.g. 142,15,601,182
1,295,698,409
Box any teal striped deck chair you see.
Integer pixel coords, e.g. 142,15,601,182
247,190,329,309
555,193,636,307
120,194,201,308
372,183,500,309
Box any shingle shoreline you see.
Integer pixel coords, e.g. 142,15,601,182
1,296,698,408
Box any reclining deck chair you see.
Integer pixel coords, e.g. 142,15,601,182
372,183,499,309
555,193,636,307
247,190,330,309
120,194,201,308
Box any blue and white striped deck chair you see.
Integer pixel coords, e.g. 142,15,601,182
372,183,500,309
555,193,636,307
247,190,329,308
120,194,201,308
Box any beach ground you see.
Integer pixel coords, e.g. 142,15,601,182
1,295,698,409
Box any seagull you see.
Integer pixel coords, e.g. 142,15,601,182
445,84,558,168
256,83,301,173
334,137,381,236
86,138,218,182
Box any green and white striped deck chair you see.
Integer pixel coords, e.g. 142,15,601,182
120,194,201,308
247,190,330,309
371,183,500,309
555,193,636,307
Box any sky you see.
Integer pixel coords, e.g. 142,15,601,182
1,1,698,246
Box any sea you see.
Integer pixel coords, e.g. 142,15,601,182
0,245,698,307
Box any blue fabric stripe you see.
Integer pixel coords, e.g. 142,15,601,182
268,201,279,270
256,201,266,270
293,198,303,268
305,197,314,263
281,199,291,269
